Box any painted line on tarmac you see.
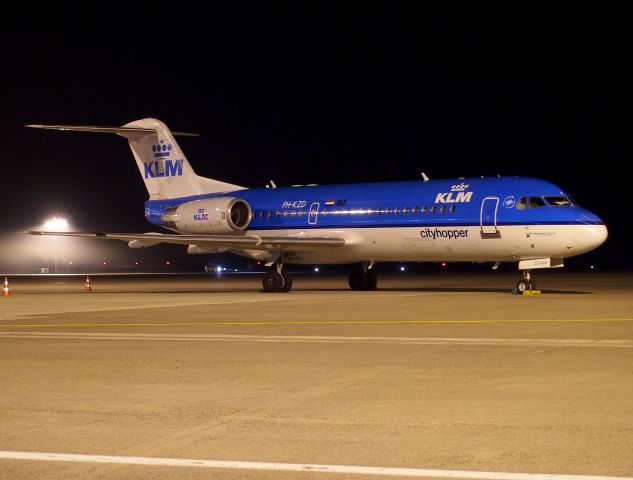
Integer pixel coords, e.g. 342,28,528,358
1,451,631,480
0,318,632,329
1,332,632,348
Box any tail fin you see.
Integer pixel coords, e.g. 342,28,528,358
26,118,245,199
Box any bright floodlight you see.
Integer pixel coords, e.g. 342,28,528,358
43,217,69,231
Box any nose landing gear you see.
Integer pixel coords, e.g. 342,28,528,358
515,270,541,295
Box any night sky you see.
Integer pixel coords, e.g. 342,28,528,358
1,5,631,270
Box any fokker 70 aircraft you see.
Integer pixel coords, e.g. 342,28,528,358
27,118,607,292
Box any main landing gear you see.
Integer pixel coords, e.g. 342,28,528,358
262,264,293,293
348,262,378,291
261,261,379,293
516,269,538,293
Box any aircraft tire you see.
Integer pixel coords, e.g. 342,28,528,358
280,271,293,292
262,270,283,292
349,267,371,291
367,269,378,289
516,280,532,292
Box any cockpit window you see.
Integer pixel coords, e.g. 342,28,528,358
544,196,573,207
516,197,527,210
566,195,579,207
528,197,546,208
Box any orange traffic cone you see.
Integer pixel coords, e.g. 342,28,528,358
2,277,11,296
84,275,92,292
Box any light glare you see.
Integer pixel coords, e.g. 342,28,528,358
43,217,69,231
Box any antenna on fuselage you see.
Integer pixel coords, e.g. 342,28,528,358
266,180,277,189
420,172,430,182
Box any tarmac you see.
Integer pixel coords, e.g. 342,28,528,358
0,271,632,479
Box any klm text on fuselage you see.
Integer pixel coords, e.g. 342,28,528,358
144,159,184,178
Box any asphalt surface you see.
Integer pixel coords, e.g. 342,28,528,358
0,271,632,479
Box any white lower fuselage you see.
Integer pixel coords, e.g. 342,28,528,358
240,224,608,264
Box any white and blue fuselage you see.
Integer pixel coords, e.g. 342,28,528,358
144,177,606,265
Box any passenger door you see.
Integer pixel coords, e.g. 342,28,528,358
480,197,500,236
308,202,320,225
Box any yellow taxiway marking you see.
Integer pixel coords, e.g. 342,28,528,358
0,318,632,328
1,332,632,348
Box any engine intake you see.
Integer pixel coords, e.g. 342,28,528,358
161,197,252,234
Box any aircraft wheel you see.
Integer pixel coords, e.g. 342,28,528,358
348,269,362,290
349,267,371,291
516,279,532,292
367,269,378,289
262,270,283,292
280,271,293,292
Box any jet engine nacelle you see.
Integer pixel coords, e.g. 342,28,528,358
161,197,252,234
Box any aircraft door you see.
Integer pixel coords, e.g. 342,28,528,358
308,202,320,225
480,197,500,236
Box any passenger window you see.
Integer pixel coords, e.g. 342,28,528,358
529,197,546,208
267,210,273,219
450,205,455,214
275,211,280,218
413,206,419,214
386,207,392,214
440,205,446,214
395,207,401,214
377,208,382,215
431,205,436,214
422,206,428,214
298,210,304,217
259,211,265,219
403,206,410,214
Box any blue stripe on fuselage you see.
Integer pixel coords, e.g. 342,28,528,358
143,177,604,229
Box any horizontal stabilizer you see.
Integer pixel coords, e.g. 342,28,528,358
25,124,199,139
26,117,241,199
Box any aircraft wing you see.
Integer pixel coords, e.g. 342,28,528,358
26,231,346,251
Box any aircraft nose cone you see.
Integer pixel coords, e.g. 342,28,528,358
585,224,608,250
574,210,607,254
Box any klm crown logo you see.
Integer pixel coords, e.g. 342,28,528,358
450,183,469,192
152,139,173,158
144,139,184,179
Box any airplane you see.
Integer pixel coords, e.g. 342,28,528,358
26,118,607,293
